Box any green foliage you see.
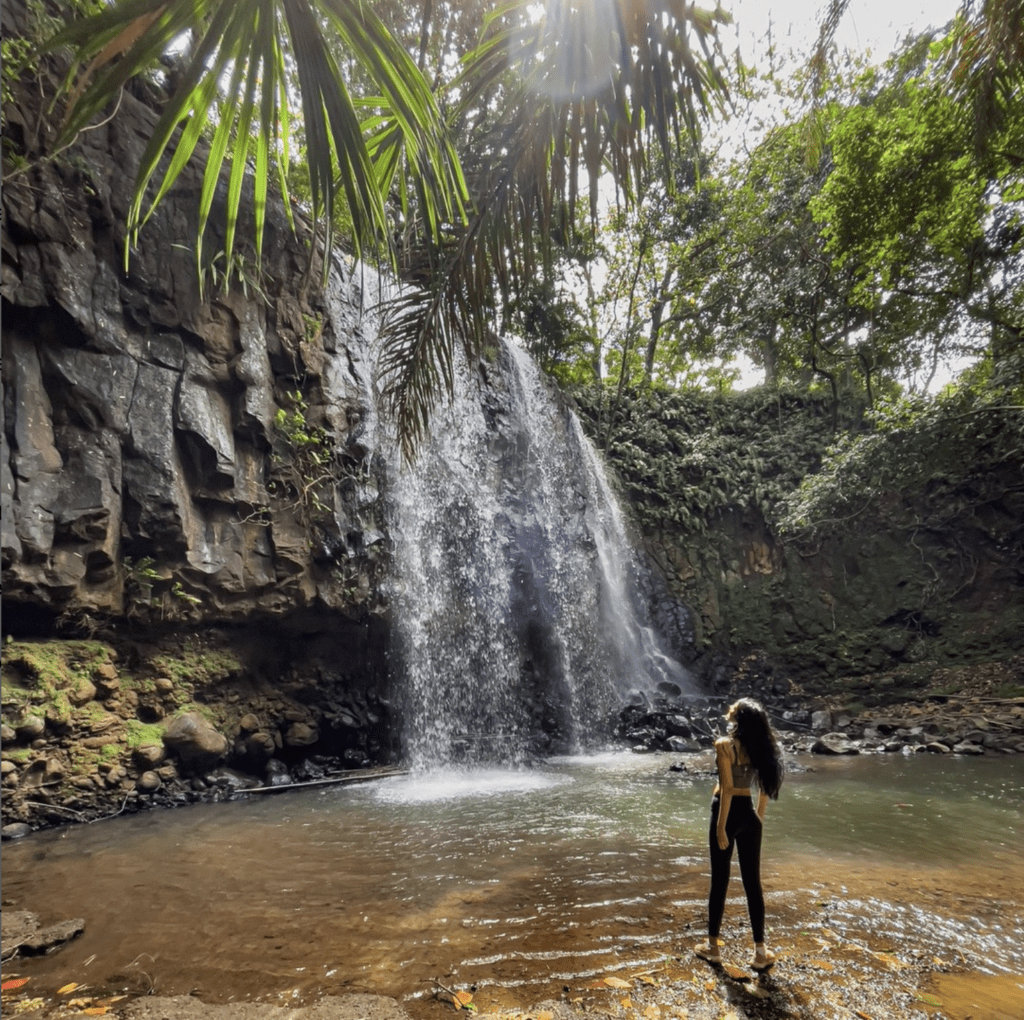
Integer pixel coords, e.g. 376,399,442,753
574,385,840,536
269,390,337,525
124,719,166,748
780,374,1024,539
42,0,467,289
2,1,64,122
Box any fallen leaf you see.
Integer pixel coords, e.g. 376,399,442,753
642,1006,660,1018
603,976,632,989
69,999,95,1008
872,952,908,971
618,997,633,1009
454,991,474,1007
914,993,942,1007
704,979,716,991
536,1012,553,1020
83,1009,110,1016
58,983,81,995
2,979,30,992
808,960,834,971
637,974,658,986
855,1011,873,1020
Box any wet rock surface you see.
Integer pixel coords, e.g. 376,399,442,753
1,910,84,959
617,653,1024,762
0,631,398,833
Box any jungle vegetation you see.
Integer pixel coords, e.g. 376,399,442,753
2,0,1021,531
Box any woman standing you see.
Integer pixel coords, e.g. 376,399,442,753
694,697,784,971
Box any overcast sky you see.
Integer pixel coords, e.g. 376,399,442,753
722,0,963,66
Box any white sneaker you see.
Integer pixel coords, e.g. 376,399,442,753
751,947,776,971
694,941,722,963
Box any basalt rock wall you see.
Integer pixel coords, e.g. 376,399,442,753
2,5,399,829
2,14,386,636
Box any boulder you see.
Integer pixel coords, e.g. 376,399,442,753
162,711,228,774
952,742,984,755
284,721,319,747
810,710,833,733
811,732,860,755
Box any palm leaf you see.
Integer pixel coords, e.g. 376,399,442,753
378,0,730,456
42,0,466,285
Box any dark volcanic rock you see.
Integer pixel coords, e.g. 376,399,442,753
163,712,229,774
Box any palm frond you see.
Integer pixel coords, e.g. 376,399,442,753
378,0,730,457
43,0,466,284
944,0,1024,158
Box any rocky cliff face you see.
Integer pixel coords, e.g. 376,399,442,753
2,68,385,634
2,8,403,828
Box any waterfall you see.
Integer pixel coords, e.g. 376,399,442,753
385,338,691,769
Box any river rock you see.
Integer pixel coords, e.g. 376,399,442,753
924,741,951,753
1,723,16,742
238,713,261,733
206,767,261,791
16,714,46,740
666,736,700,753
952,742,985,755
1,822,33,840
810,710,832,732
137,770,162,792
244,731,276,765
265,759,293,786
163,712,229,773
284,721,319,747
134,743,165,766
663,715,693,738
811,732,860,755
68,678,97,705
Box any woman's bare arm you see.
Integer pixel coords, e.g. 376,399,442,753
715,738,734,850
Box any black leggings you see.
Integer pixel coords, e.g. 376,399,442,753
707,794,765,942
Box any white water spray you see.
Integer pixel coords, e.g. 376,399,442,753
386,338,690,769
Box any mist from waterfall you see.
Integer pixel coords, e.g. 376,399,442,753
385,338,691,770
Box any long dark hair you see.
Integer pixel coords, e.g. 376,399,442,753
729,698,784,800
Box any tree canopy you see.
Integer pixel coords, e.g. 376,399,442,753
6,0,1020,455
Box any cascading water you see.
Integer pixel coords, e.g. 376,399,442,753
385,335,691,770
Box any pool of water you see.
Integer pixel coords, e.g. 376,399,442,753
4,752,1023,1007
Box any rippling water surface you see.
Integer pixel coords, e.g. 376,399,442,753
4,753,1023,1007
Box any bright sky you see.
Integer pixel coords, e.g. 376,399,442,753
722,0,962,65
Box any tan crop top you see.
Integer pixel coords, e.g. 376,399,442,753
716,736,756,790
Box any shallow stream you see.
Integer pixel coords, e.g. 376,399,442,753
4,753,1023,1013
